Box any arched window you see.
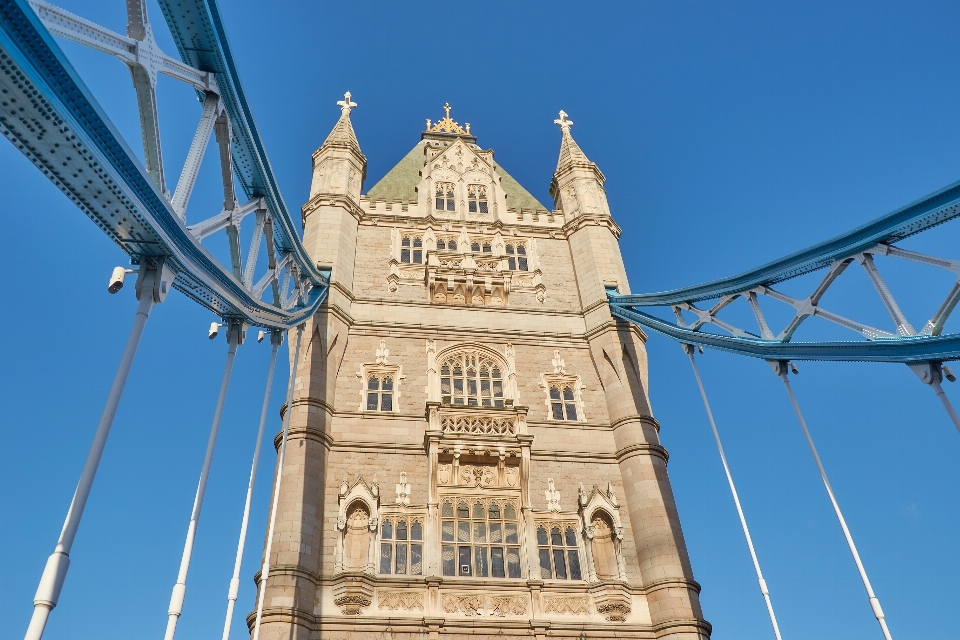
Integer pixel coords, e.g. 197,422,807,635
471,241,481,252
367,374,393,411
440,351,505,406
467,184,488,213
537,523,582,580
550,384,578,420
435,182,455,211
379,517,423,575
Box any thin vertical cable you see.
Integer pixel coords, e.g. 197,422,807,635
779,370,893,640
164,332,240,640
687,351,783,640
252,324,304,640
221,338,280,640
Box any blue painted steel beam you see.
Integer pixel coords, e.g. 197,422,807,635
616,181,960,306
609,303,960,364
0,0,325,328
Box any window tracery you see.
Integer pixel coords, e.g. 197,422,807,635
504,243,529,271
357,339,403,412
536,523,583,580
440,497,521,578
400,235,423,264
440,352,505,406
467,184,488,214
540,351,585,421
435,182,456,211
379,516,423,576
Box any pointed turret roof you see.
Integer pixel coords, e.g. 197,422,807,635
319,91,363,156
553,110,591,173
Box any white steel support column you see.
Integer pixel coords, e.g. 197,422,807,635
778,366,893,640
24,262,170,640
252,324,304,640
163,320,244,640
930,379,960,434
686,349,783,640
221,330,282,640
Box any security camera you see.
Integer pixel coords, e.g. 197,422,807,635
257,330,266,343
108,266,127,294
208,322,220,340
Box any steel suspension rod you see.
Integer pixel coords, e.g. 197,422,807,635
686,350,783,640
221,332,281,640
930,380,960,434
163,324,242,640
24,269,160,640
252,324,304,640
778,369,893,640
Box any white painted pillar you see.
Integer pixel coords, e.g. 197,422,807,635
163,321,244,640
24,264,168,640
221,331,282,640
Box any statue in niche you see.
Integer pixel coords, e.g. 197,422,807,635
343,502,370,572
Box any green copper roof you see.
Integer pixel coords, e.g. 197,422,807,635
365,141,548,211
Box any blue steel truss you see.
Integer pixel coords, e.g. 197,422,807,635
609,181,960,364
0,0,326,328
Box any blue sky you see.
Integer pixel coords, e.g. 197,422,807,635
1,1,958,639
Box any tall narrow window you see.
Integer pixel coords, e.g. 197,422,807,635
537,524,582,580
471,242,481,252
440,352,504,406
401,236,410,263
550,384,578,420
441,498,520,578
467,185,488,213
505,244,516,270
413,237,422,264
379,516,423,575
436,182,455,211
367,375,393,411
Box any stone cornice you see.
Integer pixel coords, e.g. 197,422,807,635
615,442,670,464
610,414,660,432
301,192,365,223
583,318,649,344
562,212,622,239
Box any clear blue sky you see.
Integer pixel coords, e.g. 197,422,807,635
1,1,958,639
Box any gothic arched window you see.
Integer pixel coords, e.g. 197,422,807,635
550,384,578,420
440,352,505,406
400,236,423,264
379,516,423,575
536,523,582,580
467,184,488,213
440,498,520,578
435,182,455,211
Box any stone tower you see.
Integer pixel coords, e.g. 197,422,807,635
251,97,710,639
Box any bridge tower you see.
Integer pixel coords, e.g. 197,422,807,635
251,99,709,639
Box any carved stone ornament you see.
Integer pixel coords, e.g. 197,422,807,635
425,103,470,135
442,594,483,616
459,464,496,488
543,596,590,615
334,594,372,616
545,477,562,512
437,463,452,485
596,601,631,622
490,596,527,617
378,590,424,611
441,593,526,617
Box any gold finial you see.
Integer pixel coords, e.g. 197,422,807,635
337,91,357,116
554,110,573,133
425,103,469,135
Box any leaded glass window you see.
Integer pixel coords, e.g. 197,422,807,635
366,374,393,411
440,352,504,406
441,498,520,578
435,182,455,211
550,384,578,420
400,236,423,264
379,516,423,575
536,523,582,580
505,244,529,271
467,185,488,214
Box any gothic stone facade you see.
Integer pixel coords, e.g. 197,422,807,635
250,102,710,639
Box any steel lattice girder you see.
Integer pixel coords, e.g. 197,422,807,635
0,0,326,328
608,181,960,363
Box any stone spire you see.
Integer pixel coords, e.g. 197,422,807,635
319,91,363,154
309,91,366,201
553,110,591,173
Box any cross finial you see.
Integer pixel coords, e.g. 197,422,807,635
337,91,357,116
443,102,451,119
554,110,573,133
